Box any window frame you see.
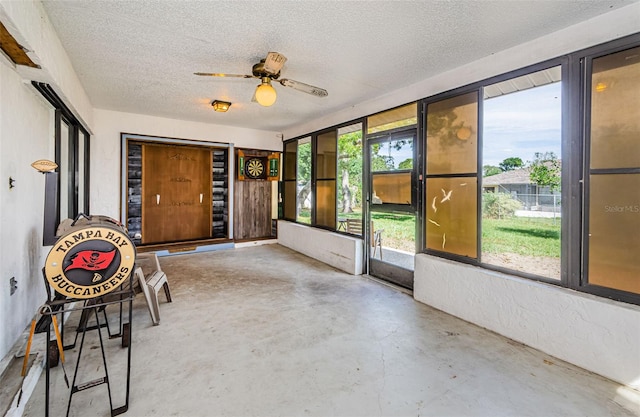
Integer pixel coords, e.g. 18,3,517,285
367,128,418,214
282,139,298,222
34,82,91,245
481,63,565,284
336,122,364,234
281,119,366,233
422,88,481,261
280,33,640,305
296,136,313,224
313,129,338,229
578,36,640,305
418,58,570,286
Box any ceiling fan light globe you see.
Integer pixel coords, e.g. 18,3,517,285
255,82,277,107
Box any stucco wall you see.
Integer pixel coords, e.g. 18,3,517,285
414,254,640,390
278,221,363,275
91,109,282,219
0,0,92,362
0,62,53,359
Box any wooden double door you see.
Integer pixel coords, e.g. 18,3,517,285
141,144,212,244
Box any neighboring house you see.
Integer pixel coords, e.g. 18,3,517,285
482,167,560,211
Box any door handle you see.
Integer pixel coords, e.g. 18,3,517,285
156,194,160,205
200,193,203,204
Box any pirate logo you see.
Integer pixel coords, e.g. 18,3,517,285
45,225,136,299
64,249,117,273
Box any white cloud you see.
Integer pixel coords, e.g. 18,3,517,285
483,83,562,166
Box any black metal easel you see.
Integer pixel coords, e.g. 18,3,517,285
40,270,134,417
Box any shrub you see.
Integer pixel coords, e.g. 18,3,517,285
482,192,522,219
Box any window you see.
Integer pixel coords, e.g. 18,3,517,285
425,91,479,258
33,83,90,244
419,36,639,303
296,137,312,224
283,140,297,220
367,104,418,262
315,131,337,228
281,35,640,305
337,123,363,232
481,67,562,280
77,130,90,215
368,102,417,134
585,46,640,295
59,116,71,220
283,123,365,232
55,110,90,223
367,105,417,210
370,135,414,206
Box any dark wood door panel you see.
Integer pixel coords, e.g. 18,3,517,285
142,144,212,244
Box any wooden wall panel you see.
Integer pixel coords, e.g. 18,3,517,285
234,180,272,240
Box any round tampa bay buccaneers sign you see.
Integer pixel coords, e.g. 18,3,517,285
45,224,136,299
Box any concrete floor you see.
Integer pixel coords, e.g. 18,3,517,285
375,247,414,271
22,244,638,417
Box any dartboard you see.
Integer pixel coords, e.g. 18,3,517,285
245,158,264,179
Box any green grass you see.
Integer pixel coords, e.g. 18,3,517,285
482,217,560,257
298,208,559,258
297,209,311,224
370,212,415,252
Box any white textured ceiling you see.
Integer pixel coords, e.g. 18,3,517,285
41,0,633,132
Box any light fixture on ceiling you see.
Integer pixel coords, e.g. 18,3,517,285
211,100,231,112
255,77,277,107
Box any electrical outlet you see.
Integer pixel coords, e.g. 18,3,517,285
10,277,17,295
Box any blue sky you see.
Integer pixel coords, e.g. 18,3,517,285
376,138,414,169
370,82,562,169
483,82,562,167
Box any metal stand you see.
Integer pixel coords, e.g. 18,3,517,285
40,272,134,417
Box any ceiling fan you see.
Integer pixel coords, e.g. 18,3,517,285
195,52,328,107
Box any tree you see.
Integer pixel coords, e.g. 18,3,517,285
483,165,501,177
398,158,413,169
296,141,312,212
499,157,523,172
426,109,469,150
482,192,522,219
529,151,561,192
338,131,363,213
370,143,394,171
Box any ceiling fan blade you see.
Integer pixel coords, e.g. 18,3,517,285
278,79,328,97
263,52,287,74
194,72,256,78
